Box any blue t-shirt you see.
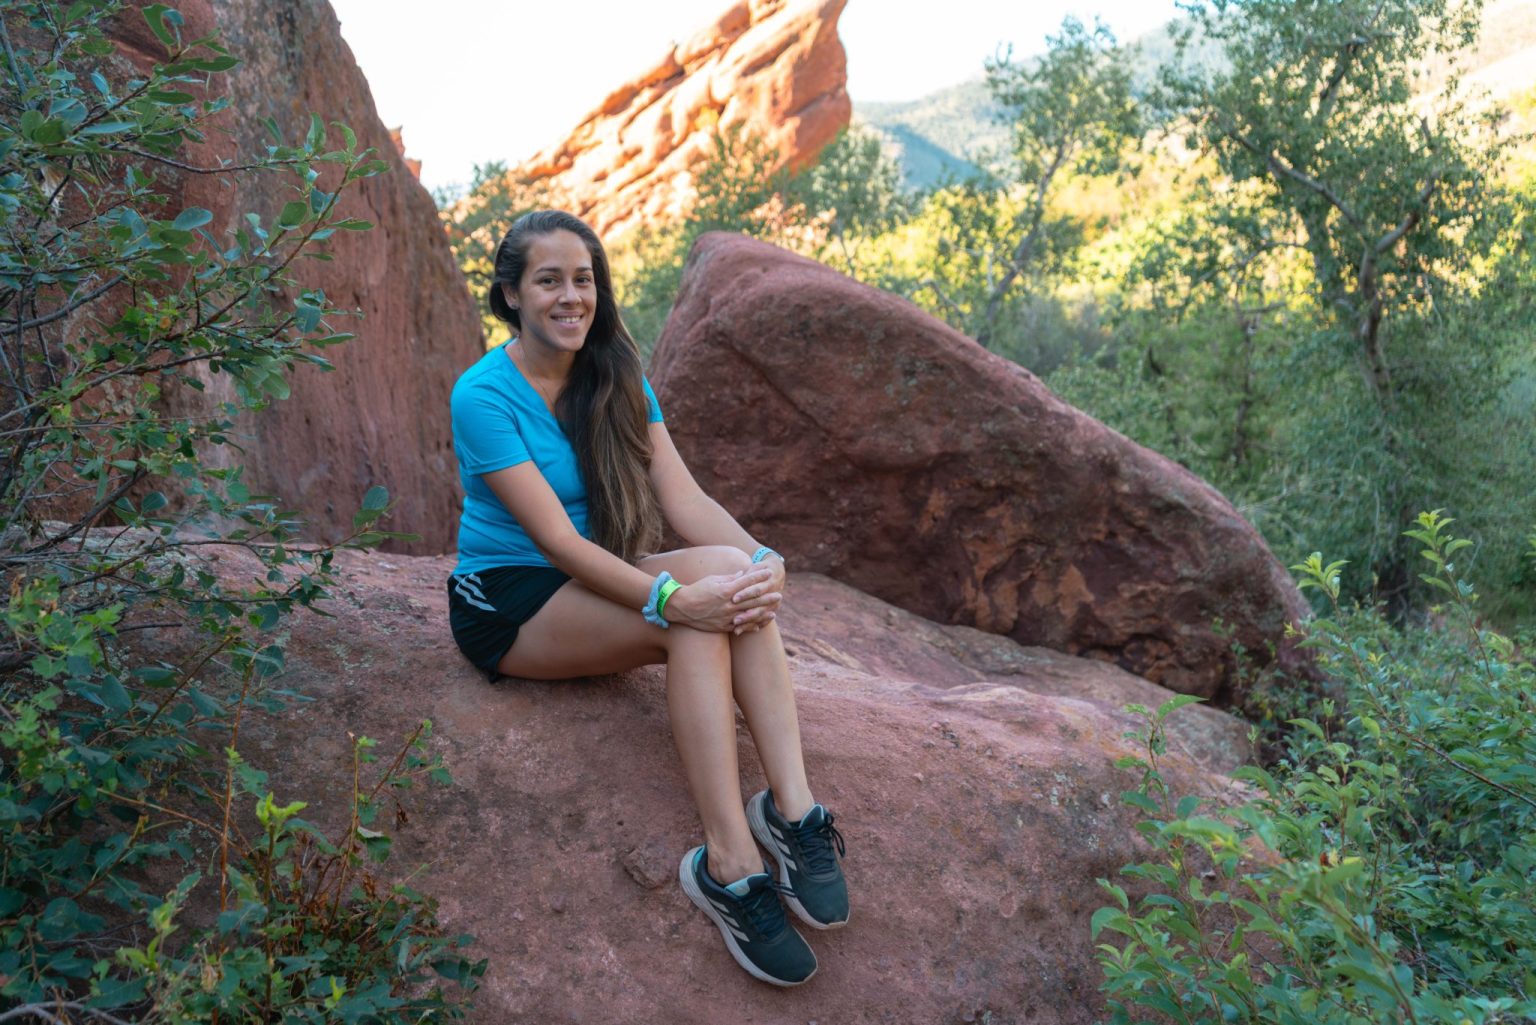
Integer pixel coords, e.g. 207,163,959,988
451,342,664,575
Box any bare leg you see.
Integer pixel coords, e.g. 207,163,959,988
640,548,815,820
496,578,761,881
727,623,813,820
661,627,763,881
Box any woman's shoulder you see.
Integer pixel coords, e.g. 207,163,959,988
450,346,515,412
453,345,509,391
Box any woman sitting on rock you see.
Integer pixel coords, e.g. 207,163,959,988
445,210,847,987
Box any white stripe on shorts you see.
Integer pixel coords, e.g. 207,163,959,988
453,575,496,613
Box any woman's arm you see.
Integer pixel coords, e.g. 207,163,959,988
481,462,652,606
480,461,770,632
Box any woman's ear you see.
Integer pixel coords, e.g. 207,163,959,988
501,282,519,311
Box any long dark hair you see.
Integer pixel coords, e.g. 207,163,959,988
488,211,661,562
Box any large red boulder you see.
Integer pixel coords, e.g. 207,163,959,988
517,0,852,238
649,234,1310,699
107,0,481,553
206,547,1249,1024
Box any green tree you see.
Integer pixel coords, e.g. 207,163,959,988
1165,0,1501,412
1107,179,1307,481
786,124,910,278
1152,0,1520,602
614,125,912,354
437,160,543,346
973,16,1140,348
1094,516,1536,1023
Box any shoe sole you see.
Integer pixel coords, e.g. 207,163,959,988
677,847,816,987
746,793,850,931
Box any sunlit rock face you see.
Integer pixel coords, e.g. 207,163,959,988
106,0,481,554
187,543,1252,1024
652,234,1314,701
517,0,852,238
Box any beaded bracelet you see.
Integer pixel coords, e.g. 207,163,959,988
750,546,783,566
642,572,681,628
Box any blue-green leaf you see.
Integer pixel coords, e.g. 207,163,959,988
277,200,309,229
172,207,212,230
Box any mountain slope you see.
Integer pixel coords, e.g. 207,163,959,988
857,2,1536,192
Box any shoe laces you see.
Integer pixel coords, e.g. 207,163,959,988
793,810,846,876
738,877,796,940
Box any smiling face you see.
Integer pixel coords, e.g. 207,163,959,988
505,229,597,357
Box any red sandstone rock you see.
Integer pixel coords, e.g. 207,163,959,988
517,0,852,238
186,546,1249,1023
107,0,480,554
649,234,1312,700
388,127,423,179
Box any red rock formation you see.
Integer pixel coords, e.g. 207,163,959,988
517,0,852,238
388,127,423,179
187,545,1250,1023
650,234,1312,700
107,0,481,553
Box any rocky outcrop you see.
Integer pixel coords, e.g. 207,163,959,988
388,127,423,179
197,545,1250,1024
650,234,1311,700
517,0,852,238
108,0,480,554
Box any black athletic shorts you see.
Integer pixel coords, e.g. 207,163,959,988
447,565,571,679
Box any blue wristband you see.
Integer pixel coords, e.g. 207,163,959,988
642,571,675,628
750,546,782,565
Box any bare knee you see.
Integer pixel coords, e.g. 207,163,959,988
661,545,752,584
664,623,732,662
728,617,782,652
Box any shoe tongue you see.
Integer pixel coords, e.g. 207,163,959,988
724,872,769,897
796,804,827,828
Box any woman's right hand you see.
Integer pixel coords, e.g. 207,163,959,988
662,567,778,633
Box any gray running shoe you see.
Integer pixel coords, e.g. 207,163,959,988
747,790,849,929
678,845,818,986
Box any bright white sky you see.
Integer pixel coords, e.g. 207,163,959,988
329,0,1183,193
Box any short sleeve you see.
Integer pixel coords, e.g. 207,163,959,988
452,379,530,474
642,376,664,424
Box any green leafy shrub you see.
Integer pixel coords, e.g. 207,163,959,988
1092,511,1536,1024
1,2,480,1019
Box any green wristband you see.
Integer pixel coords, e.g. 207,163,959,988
655,578,683,623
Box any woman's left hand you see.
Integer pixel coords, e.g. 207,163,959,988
729,556,785,634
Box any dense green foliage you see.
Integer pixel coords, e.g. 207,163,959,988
969,17,1140,347
1142,0,1515,605
612,124,912,354
1,2,479,1020
1093,513,1536,1023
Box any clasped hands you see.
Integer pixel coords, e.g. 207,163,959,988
663,560,785,635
